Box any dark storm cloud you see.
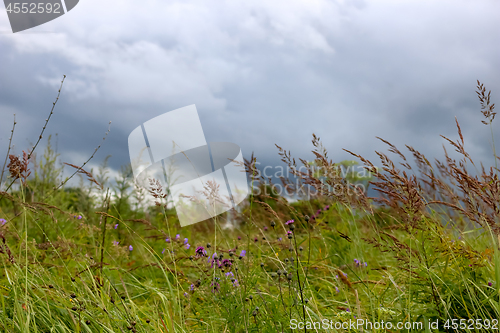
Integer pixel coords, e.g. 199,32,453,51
0,0,499,187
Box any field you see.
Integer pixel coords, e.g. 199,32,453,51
0,81,498,332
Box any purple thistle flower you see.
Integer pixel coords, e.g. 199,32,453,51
254,237,258,242
114,224,118,229
287,231,292,235
184,238,188,245
219,259,232,269
237,236,241,240
285,219,294,225
324,205,330,210
264,226,268,231
489,281,493,287
195,246,206,257
129,245,133,251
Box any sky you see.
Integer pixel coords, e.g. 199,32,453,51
0,0,499,191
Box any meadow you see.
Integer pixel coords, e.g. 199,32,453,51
0,79,498,332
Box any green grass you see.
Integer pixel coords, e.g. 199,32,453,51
0,80,498,332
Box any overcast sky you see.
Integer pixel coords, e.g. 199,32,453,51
1,0,499,188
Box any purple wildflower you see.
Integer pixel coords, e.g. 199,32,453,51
0,218,7,225
364,262,367,267
184,238,188,245
114,224,118,229
165,237,170,243
175,234,180,241
237,236,241,240
185,243,190,250
112,241,119,246
489,281,493,287
190,284,194,291
219,259,232,269
335,286,339,293
285,219,294,225
195,246,207,257
77,215,82,220
264,226,268,231
210,282,220,293
287,231,292,235
183,292,188,297
162,248,165,254
239,250,246,258
129,245,133,251
278,237,282,241
233,279,239,287
225,271,234,277
324,205,330,210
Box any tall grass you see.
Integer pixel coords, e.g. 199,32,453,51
0,79,498,332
